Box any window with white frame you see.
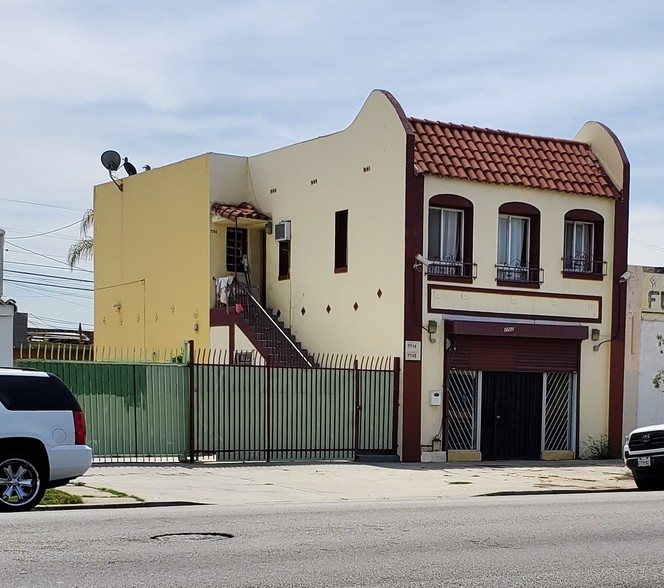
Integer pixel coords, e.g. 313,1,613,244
497,215,530,281
427,194,474,280
564,221,594,272
428,208,464,274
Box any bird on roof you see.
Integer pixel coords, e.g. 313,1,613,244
123,157,137,176
142,165,151,171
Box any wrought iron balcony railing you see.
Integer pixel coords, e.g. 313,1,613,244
427,260,477,280
496,263,544,284
561,255,607,276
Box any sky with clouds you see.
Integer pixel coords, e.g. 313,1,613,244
1,0,664,331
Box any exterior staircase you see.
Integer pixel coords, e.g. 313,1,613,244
230,282,316,367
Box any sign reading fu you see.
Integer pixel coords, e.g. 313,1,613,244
648,290,664,311
644,272,664,314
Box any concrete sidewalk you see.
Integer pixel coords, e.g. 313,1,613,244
54,460,636,508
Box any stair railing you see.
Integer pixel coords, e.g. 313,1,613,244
231,282,313,367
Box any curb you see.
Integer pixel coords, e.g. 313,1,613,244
37,500,206,511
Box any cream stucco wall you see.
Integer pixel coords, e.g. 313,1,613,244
241,90,408,357
419,176,617,448
95,155,215,351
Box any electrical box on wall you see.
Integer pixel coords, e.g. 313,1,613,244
429,390,442,406
274,221,291,241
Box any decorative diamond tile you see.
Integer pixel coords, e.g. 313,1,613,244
326,305,331,314
301,307,306,316
353,302,359,311
377,289,382,298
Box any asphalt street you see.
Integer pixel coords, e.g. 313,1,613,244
5,492,664,587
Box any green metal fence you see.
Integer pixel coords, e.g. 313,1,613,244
16,358,189,462
15,347,399,463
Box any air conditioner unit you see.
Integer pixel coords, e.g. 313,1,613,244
274,221,291,242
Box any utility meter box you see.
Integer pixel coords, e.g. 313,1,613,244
429,390,442,406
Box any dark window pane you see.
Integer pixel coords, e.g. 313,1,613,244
226,228,247,272
278,240,290,279
0,374,80,411
334,210,348,271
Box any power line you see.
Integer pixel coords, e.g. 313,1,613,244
5,241,94,273
5,278,93,292
29,313,93,329
7,283,93,309
5,269,94,284
630,239,664,253
0,197,87,212
5,260,91,273
9,219,82,240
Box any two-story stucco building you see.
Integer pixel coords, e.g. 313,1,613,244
94,89,629,462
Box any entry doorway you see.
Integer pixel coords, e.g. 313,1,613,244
480,371,543,460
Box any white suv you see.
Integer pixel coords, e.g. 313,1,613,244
624,424,664,491
0,368,93,511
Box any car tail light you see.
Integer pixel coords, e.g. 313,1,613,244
73,409,87,445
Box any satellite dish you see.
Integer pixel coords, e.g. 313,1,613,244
101,150,122,172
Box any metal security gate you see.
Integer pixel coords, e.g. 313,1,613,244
447,369,577,458
481,371,543,460
192,357,399,462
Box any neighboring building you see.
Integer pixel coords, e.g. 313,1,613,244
94,90,629,462
624,266,664,435
0,229,16,367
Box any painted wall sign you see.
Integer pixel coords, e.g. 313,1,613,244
405,340,421,361
644,272,664,314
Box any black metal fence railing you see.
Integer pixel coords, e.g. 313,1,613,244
192,351,399,463
229,282,314,367
16,344,399,464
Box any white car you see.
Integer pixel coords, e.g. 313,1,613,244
624,424,664,491
0,368,93,511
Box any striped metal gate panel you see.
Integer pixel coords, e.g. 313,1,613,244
192,357,397,462
544,372,576,451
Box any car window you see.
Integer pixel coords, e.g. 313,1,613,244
0,374,81,411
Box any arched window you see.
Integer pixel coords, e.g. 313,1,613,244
563,209,605,278
496,202,541,286
427,194,474,280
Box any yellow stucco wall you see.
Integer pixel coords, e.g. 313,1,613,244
94,155,214,351
419,176,617,448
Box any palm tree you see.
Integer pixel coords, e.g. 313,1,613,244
67,208,94,269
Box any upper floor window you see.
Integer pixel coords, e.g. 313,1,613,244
496,202,541,286
427,194,474,280
278,240,290,280
334,210,348,273
226,227,247,272
562,210,605,278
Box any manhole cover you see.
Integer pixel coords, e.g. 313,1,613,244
151,532,234,541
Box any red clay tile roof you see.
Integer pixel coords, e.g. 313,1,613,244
409,118,619,199
210,202,270,221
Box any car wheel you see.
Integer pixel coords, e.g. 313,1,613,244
0,455,47,511
633,473,664,491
